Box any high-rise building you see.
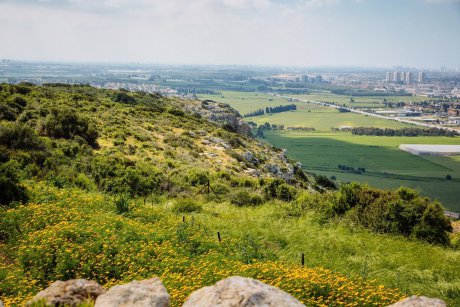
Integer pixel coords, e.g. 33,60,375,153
405,71,412,84
385,72,392,83
393,71,400,83
418,72,425,83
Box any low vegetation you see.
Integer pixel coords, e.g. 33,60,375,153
1,84,459,305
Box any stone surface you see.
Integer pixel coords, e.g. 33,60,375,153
388,295,446,307
184,100,251,136
0,300,4,307
26,279,105,306
94,277,169,307
182,276,305,307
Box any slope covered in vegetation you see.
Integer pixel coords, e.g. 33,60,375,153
0,83,459,305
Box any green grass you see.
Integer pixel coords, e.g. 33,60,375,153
202,91,412,131
2,183,459,305
262,130,460,211
247,108,411,131
199,91,301,115
291,92,430,108
200,202,460,301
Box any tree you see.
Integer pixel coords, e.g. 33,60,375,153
0,161,28,207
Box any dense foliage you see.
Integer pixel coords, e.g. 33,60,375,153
351,127,458,137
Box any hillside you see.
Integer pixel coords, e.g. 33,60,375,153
1,83,459,306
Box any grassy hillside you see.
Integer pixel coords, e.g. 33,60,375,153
1,84,459,306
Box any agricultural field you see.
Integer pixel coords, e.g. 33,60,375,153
291,92,429,109
263,131,460,211
199,91,303,115
200,90,460,211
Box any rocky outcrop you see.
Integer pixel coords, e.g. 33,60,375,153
26,279,106,306
94,277,169,307
182,276,305,307
184,100,251,136
388,295,446,307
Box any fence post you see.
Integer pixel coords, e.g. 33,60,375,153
217,231,221,242
301,253,305,266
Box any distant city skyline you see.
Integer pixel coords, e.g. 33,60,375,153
0,0,459,68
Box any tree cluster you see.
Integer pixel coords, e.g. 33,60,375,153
243,109,265,117
266,104,296,114
351,127,458,137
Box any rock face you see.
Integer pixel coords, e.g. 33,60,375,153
388,295,446,307
94,277,169,307
26,279,105,306
184,100,251,136
183,276,305,307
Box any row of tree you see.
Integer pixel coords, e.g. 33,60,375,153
266,104,296,114
243,109,265,117
244,104,297,118
351,127,459,137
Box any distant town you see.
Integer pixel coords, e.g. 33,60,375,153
1,59,459,128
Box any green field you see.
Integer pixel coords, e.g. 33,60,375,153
199,91,302,115
263,130,460,211
201,90,460,212
291,92,429,109
201,91,411,131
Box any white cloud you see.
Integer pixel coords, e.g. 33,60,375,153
0,0,459,67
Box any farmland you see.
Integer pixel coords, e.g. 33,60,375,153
200,91,460,212
262,131,460,211
199,91,300,115
291,92,430,109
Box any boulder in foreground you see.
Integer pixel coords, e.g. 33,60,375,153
388,295,446,307
94,277,169,307
26,279,105,306
183,276,305,307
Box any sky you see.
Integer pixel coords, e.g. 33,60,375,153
0,0,459,68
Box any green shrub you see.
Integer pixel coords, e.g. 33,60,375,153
114,194,131,214
38,108,98,147
315,175,336,190
275,183,297,201
167,108,185,117
0,122,45,150
187,169,209,186
334,183,453,245
172,199,202,213
0,104,17,121
112,91,136,104
231,190,264,207
0,161,28,207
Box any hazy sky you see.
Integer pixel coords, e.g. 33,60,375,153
0,0,459,68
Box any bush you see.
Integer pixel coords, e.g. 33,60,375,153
275,183,297,201
333,183,453,245
0,122,45,150
0,161,28,207
316,175,336,189
112,92,136,104
172,199,202,213
114,194,131,214
231,190,264,207
39,108,98,147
